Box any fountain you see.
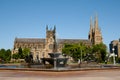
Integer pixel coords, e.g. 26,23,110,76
42,52,68,69
41,29,68,69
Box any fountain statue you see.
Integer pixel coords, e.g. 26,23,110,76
42,27,68,68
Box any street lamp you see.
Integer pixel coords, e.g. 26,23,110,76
78,59,81,68
81,49,82,62
79,43,83,63
112,48,117,65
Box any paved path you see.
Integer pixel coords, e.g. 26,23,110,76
0,69,120,80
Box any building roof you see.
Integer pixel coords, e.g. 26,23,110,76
14,38,91,45
58,39,91,45
15,38,45,43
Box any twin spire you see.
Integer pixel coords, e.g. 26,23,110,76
46,25,56,33
89,14,99,32
89,15,103,45
45,15,102,45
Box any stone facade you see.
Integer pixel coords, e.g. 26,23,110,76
88,16,103,45
12,16,103,60
109,39,120,57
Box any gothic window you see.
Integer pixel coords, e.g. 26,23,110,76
95,36,102,43
50,38,53,42
34,47,36,49
36,52,39,60
38,45,41,49
49,44,53,49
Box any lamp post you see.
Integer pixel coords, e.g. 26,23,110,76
81,49,82,62
112,48,117,65
54,58,57,69
78,59,81,68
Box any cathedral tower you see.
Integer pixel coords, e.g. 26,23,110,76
45,25,57,57
88,15,103,45
88,16,94,44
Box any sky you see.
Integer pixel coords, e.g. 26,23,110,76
0,0,120,50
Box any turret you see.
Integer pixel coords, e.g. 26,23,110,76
94,14,103,44
89,14,103,45
53,25,56,33
45,25,57,57
94,14,99,30
88,16,93,43
46,25,48,31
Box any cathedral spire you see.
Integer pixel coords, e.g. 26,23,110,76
93,14,103,45
54,25,56,33
46,25,48,31
88,16,93,43
89,14,103,45
94,14,98,30
89,16,93,33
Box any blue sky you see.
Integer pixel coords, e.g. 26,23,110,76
0,0,120,50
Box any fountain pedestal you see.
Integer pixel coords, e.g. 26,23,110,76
42,53,68,68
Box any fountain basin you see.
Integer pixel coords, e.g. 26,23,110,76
42,58,68,67
49,53,61,58
41,52,68,68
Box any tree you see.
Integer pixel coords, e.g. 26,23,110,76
12,48,30,60
18,47,23,59
78,42,88,62
62,42,107,63
0,49,5,59
12,53,19,59
92,43,107,63
22,48,30,58
62,43,78,61
62,42,89,61
5,49,11,62
0,49,11,63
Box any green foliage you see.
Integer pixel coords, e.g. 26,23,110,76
22,48,30,58
0,49,5,59
115,57,120,63
12,53,19,59
92,43,107,62
12,47,30,59
5,49,11,61
18,47,23,59
0,49,11,62
62,42,107,63
62,42,91,61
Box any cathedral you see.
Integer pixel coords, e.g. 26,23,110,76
12,15,102,60
88,16,103,45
